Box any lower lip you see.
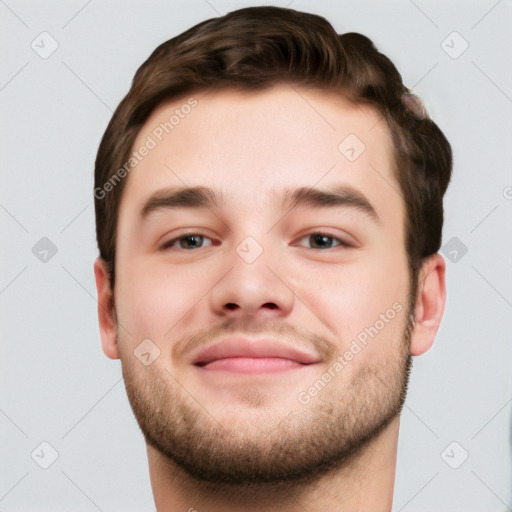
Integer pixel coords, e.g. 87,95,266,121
196,357,309,374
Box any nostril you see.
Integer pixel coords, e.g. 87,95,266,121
223,302,277,311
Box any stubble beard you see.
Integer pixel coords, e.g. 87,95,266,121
118,300,415,495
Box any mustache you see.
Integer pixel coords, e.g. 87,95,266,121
171,318,335,363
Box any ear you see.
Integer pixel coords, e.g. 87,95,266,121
93,257,120,360
409,253,447,356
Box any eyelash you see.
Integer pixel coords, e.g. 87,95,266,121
160,232,353,251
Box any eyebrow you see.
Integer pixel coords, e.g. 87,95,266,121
140,184,380,225
140,186,223,218
279,184,380,224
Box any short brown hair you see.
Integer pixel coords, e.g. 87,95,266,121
94,6,452,290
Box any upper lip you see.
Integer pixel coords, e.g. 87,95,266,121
192,336,321,366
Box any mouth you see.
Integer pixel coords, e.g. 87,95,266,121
191,336,321,374
195,356,314,374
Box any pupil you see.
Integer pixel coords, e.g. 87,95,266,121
182,235,202,248
312,234,331,248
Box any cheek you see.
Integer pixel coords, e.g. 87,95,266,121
296,256,409,349
115,262,206,342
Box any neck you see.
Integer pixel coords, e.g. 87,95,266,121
147,415,400,512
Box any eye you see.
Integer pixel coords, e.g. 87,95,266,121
161,234,214,251
296,232,352,250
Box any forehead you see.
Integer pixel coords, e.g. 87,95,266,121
118,84,402,228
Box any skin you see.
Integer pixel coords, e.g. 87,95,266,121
94,84,446,512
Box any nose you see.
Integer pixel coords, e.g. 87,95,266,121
207,238,295,319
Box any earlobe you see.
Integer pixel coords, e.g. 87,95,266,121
93,257,120,360
409,253,447,356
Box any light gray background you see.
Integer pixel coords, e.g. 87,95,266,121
1,0,511,510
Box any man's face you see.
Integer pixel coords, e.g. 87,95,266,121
112,85,414,486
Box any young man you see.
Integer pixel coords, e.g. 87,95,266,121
93,6,452,511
